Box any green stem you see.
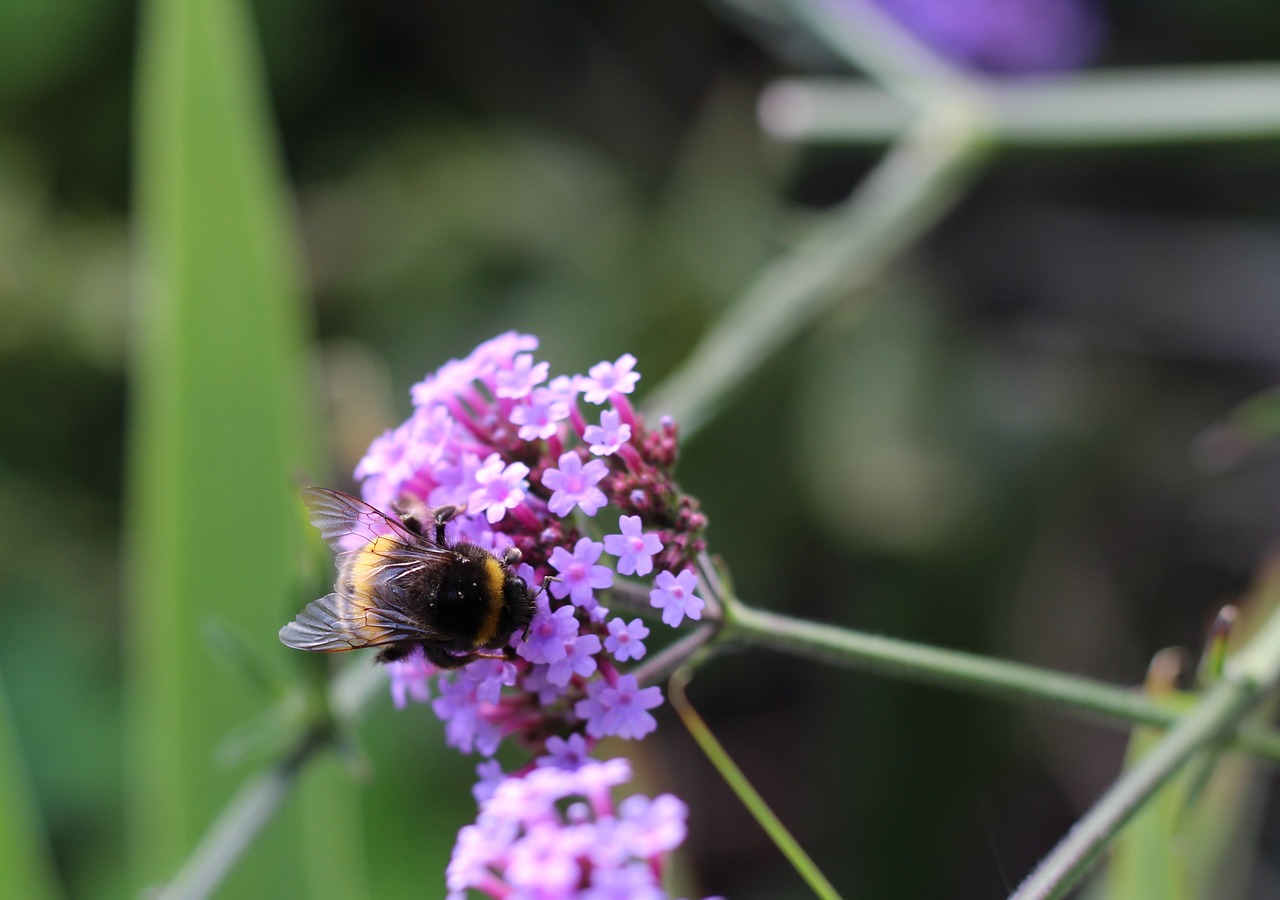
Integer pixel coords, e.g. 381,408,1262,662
1011,599,1280,898
762,66,1280,148
720,602,1280,764
153,725,327,900
632,625,718,688
643,104,988,439
670,668,843,900
152,661,383,899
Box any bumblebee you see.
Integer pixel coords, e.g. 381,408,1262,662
280,487,537,669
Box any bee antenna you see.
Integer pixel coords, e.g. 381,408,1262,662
433,505,459,545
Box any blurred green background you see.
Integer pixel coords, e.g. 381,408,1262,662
5,0,1280,897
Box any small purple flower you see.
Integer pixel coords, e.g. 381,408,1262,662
542,452,609,517
460,658,518,706
522,663,569,706
429,450,486,510
603,515,663,576
584,864,666,900
617,793,688,856
575,674,662,740
537,733,593,770
546,632,602,687
386,646,435,708
468,454,530,524
544,373,580,403
505,822,584,893
604,617,649,662
581,353,640,404
649,569,704,627
517,602,579,666
583,409,633,456
473,759,506,804
510,386,571,441
449,758,700,900
411,355,481,409
433,674,505,756
548,538,613,612
494,352,548,399
469,331,540,380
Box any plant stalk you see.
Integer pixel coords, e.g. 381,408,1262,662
720,602,1280,764
1011,596,1280,898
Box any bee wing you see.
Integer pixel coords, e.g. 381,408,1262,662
279,592,442,652
302,486,429,553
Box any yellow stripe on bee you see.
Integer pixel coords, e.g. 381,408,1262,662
348,536,402,598
472,556,506,647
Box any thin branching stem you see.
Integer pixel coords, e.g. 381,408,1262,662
1011,599,1280,898
718,601,1280,765
670,667,843,900
644,105,988,439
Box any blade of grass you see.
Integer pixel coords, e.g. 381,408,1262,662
0,669,62,900
126,0,365,895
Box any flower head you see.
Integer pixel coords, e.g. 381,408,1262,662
448,759,706,900
353,333,709,772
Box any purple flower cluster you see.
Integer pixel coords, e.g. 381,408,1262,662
360,332,709,759
448,758,716,900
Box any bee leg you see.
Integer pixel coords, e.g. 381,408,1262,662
419,642,482,670
375,644,413,664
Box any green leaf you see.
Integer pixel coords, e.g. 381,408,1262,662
1101,575,1280,900
0,668,62,900
124,0,367,895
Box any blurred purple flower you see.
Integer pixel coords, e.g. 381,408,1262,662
860,0,1105,73
447,758,705,900
584,409,633,456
